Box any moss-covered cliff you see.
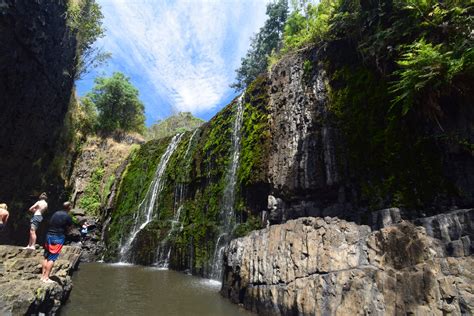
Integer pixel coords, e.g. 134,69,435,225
104,78,271,275
105,44,472,277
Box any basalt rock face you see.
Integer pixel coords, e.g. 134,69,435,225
265,49,352,224
0,0,77,242
0,245,81,315
263,47,474,224
415,209,473,258
222,216,474,315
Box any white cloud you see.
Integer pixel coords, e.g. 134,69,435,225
96,0,268,115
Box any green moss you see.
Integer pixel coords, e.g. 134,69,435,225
102,174,115,204
106,84,270,271
238,75,271,187
78,163,105,215
104,138,171,260
328,65,452,209
233,215,261,238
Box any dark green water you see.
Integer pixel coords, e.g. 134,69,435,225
62,263,252,316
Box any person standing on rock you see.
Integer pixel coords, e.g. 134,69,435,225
41,201,73,283
25,192,48,250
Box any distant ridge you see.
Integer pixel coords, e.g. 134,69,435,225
146,112,204,140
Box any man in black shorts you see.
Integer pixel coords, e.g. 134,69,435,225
41,202,73,283
25,192,48,250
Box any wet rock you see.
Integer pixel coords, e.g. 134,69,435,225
0,245,81,315
222,217,474,315
265,48,356,223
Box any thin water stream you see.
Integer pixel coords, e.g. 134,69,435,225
62,263,252,316
210,94,245,280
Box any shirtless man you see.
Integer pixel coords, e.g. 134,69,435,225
0,203,9,231
25,192,48,250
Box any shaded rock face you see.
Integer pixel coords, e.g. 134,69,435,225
0,245,81,315
222,216,474,315
266,50,352,224
264,47,473,223
0,0,77,242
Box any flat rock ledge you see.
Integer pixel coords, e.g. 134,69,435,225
0,245,81,315
221,215,474,315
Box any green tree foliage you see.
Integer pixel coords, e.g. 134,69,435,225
391,39,473,119
231,0,289,91
78,96,99,135
87,72,146,134
282,0,336,51
328,0,473,117
67,0,111,79
275,0,473,121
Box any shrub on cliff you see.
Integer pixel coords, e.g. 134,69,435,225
86,72,146,134
231,0,289,91
146,112,204,141
67,0,110,79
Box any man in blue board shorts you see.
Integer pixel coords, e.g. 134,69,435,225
41,202,73,283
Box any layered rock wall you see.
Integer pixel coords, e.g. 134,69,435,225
222,215,474,315
263,46,474,223
266,50,349,223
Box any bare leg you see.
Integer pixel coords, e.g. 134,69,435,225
43,260,54,281
28,228,36,248
41,258,47,280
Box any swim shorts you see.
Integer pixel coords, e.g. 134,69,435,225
43,234,65,261
30,215,43,230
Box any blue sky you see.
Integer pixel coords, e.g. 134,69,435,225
76,0,269,125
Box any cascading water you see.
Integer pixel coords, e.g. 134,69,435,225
210,94,245,280
154,187,185,268
119,133,184,262
155,129,200,268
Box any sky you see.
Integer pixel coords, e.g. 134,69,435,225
76,0,269,126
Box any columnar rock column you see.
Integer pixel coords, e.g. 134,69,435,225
222,216,474,315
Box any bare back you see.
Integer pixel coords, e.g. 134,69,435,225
0,208,8,224
29,200,48,216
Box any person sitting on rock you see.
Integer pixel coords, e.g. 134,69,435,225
41,201,73,283
0,203,9,231
25,192,48,250
80,221,90,241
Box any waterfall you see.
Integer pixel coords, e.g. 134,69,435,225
184,128,199,161
155,129,200,268
119,133,184,262
154,204,184,268
210,94,245,280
